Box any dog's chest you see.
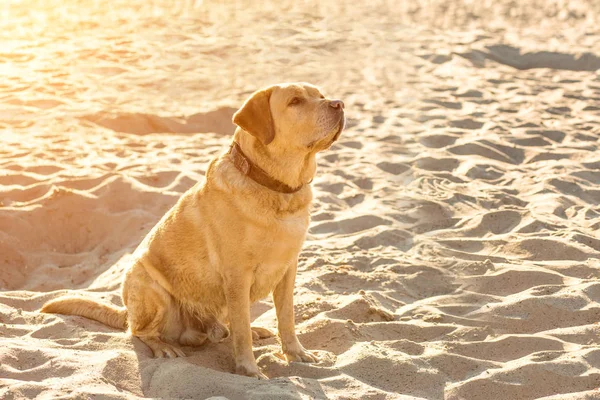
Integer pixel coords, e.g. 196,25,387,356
248,214,308,301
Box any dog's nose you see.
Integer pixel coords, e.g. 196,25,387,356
329,100,344,109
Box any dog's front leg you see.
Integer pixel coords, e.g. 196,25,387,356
225,273,267,379
273,261,318,363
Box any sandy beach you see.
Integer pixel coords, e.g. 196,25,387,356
1,0,600,399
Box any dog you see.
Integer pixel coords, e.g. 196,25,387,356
41,82,345,379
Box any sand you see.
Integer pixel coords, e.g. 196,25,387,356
1,0,600,399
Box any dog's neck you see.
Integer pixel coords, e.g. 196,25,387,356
233,130,317,192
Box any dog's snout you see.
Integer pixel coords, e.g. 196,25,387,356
329,100,344,110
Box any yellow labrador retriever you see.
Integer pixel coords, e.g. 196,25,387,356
42,82,345,379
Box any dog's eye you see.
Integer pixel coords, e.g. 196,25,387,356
288,97,302,106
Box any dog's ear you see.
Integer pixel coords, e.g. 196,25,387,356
232,88,275,145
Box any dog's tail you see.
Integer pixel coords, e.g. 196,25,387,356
41,296,128,330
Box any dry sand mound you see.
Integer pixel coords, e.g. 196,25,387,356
1,0,600,399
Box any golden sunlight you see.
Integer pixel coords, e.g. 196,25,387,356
1,0,600,398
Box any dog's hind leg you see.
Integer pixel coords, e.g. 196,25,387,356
125,280,185,358
178,308,209,347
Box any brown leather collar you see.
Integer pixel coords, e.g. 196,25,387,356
227,142,304,194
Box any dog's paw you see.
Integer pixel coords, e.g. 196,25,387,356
207,321,230,343
152,342,186,358
235,362,268,379
283,346,319,363
251,326,274,341
140,336,186,358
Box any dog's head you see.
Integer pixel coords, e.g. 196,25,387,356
232,83,345,152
